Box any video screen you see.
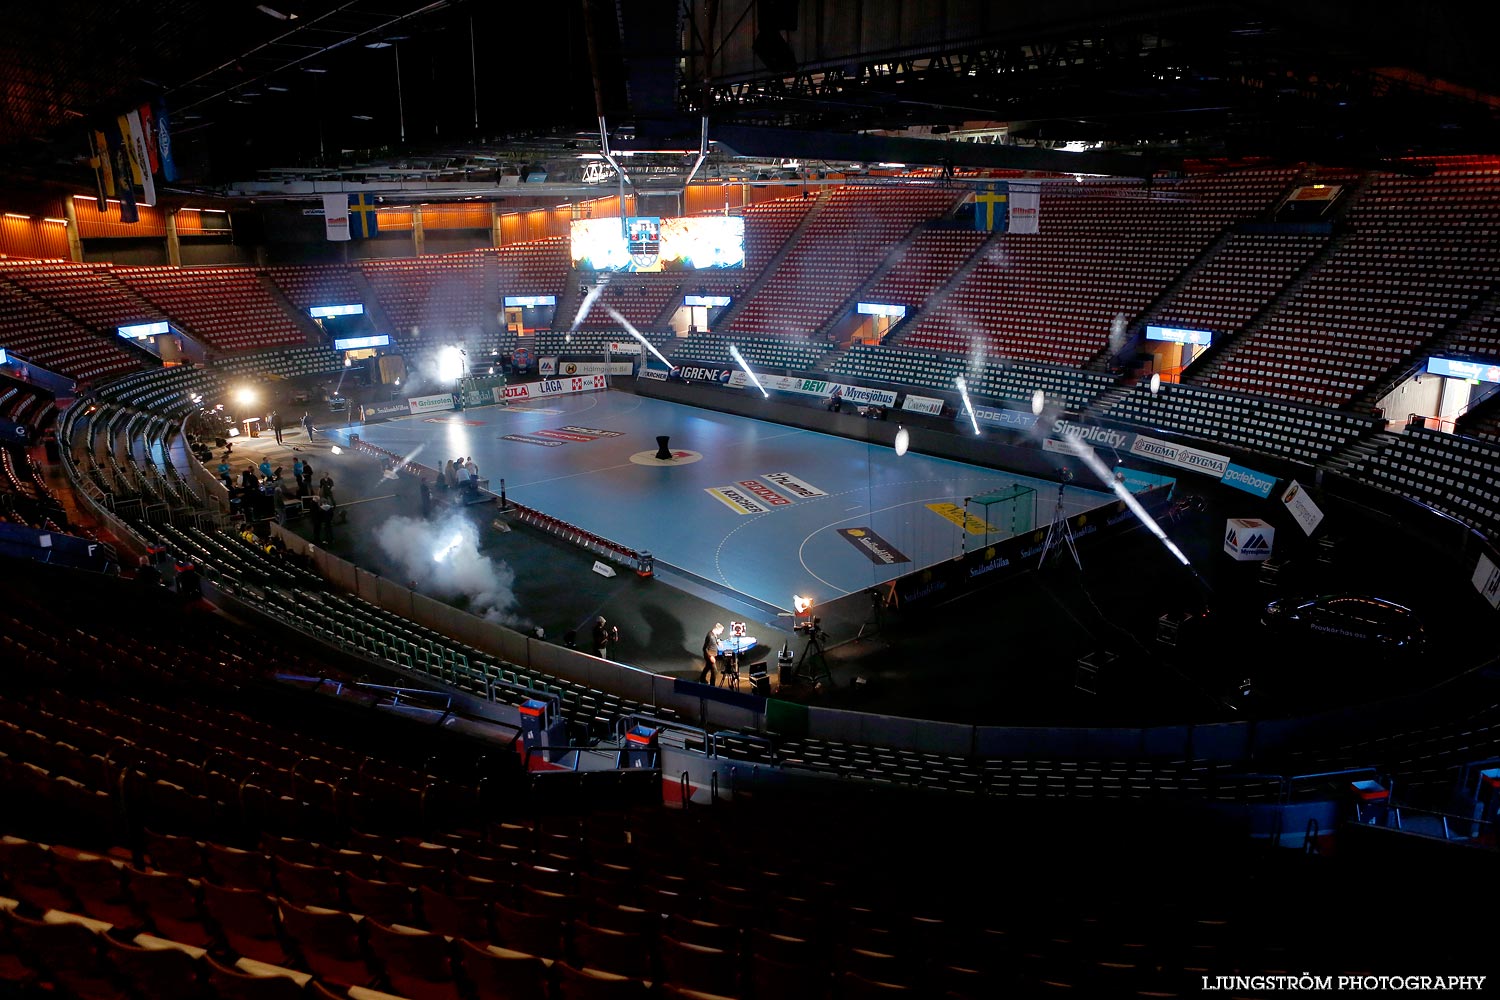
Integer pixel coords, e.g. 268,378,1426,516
571,216,745,272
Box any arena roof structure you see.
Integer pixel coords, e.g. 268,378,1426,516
0,0,1497,202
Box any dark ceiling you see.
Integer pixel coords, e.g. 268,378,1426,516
0,0,1497,199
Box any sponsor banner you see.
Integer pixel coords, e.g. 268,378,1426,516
124,110,156,206
1042,438,1074,456
724,371,898,407
1129,434,1230,477
530,374,609,396
495,383,534,403
559,425,622,438
1473,552,1500,609
1007,181,1040,234
839,384,899,407
970,405,1039,430
323,192,350,242
608,341,643,355
554,361,634,377
1223,518,1275,562
638,365,669,382
1280,480,1325,536
761,471,827,499
706,486,769,515
736,480,792,507
1051,418,1134,451
0,418,30,445
837,527,911,565
926,502,996,536
359,401,410,421
1221,462,1277,499
673,365,734,384
1146,324,1213,346
502,433,566,448
1426,356,1500,383
407,393,455,414
1113,466,1177,495
539,357,557,376
534,429,599,443
901,394,945,416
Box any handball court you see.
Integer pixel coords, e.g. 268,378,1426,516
337,389,1113,621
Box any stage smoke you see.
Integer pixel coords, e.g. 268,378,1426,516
1108,312,1129,355
376,513,524,624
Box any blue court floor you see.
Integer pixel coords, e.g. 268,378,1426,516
334,390,1111,615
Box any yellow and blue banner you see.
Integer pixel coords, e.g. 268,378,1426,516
973,183,1008,232
348,193,379,239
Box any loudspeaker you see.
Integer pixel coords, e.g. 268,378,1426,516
752,30,797,74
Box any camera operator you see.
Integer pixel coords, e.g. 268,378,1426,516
700,622,724,685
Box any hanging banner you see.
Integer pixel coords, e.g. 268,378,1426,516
972,183,1007,232
153,100,178,182
1007,181,1041,234
1280,480,1325,536
123,110,156,206
323,193,351,241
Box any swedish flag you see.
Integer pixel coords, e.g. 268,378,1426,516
348,193,379,239
973,183,1007,232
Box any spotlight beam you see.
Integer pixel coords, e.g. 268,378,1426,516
955,376,980,436
728,345,768,398
1059,431,1192,568
605,307,674,369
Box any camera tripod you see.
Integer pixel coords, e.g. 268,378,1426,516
795,625,834,689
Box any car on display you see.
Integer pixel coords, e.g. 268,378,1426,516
1262,594,1424,652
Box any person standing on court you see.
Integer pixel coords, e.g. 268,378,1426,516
271,410,284,445
700,623,724,685
301,410,315,441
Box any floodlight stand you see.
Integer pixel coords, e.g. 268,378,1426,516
1038,480,1081,570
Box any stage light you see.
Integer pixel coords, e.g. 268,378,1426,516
954,376,980,436
894,426,910,456
606,308,674,368
1031,388,1045,415
728,344,767,397
793,595,814,615
1058,431,1192,568
438,346,466,381
344,358,352,368
433,533,463,563
235,387,258,408
330,446,342,455
1150,373,1161,395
